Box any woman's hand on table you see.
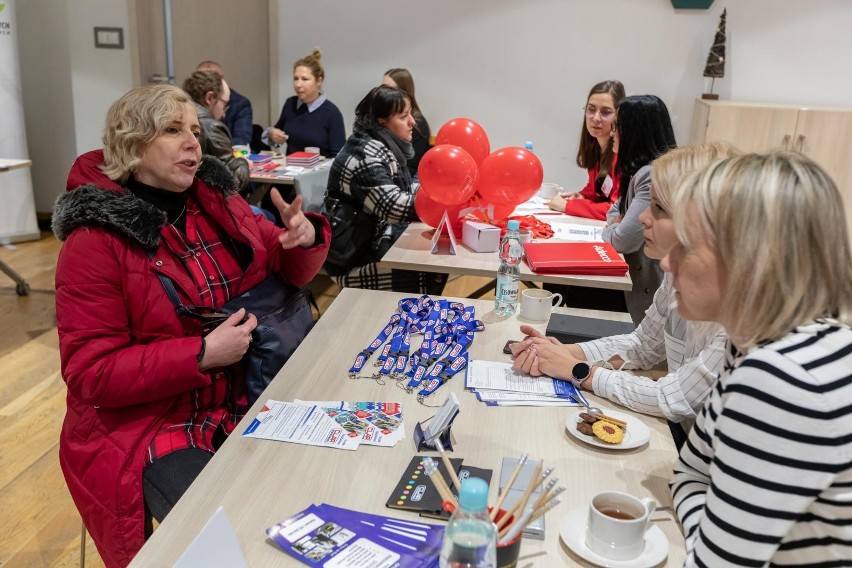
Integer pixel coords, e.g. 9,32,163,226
268,128,288,146
548,194,568,212
200,308,258,370
511,325,590,385
271,189,317,249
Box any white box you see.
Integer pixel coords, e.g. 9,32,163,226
462,221,500,253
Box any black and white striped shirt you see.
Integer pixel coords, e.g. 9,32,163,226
671,321,852,567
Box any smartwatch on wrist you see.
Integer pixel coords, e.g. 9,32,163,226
570,362,591,389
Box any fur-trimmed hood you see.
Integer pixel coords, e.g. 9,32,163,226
53,151,239,248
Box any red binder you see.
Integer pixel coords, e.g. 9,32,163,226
523,242,629,276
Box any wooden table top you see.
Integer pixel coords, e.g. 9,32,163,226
129,288,683,567
380,220,633,291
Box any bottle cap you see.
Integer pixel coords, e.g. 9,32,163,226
458,477,489,511
507,220,520,231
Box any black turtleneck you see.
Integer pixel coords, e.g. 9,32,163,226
127,176,189,233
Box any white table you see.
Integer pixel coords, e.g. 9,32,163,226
380,218,632,291
129,288,684,567
0,159,34,295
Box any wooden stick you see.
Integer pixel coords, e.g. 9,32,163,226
433,438,462,492
530,478,558,511
531,486,564,520
490,454,528,521
421,458,457,509
497,462,542,531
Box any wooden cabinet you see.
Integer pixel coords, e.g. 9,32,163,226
691,99,852,240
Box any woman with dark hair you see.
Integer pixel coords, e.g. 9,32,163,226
549,80,625,220
324,85,446,294
604,95,676,324
382,68,431,179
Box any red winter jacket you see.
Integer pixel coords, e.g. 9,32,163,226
53,150,330,567
563,153,620,220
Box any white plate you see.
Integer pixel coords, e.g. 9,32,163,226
559,506,669,568
565,409,650,450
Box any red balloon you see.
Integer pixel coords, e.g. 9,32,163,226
417,145,479,207
435,118,491,165
414,190,470,232
478,147,544,206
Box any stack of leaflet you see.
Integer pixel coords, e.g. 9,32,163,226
268,503,442,567
248,153,272,164
243,400,404,449
464,360,589,407
286,151,322,168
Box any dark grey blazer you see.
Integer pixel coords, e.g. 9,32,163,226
603,165,663,325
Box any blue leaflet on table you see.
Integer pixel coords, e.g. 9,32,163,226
267,503,443,567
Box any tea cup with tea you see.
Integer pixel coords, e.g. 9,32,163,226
585,491,656,561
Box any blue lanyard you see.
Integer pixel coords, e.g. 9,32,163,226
351,296,483,398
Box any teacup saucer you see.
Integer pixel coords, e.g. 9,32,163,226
559,506,668,568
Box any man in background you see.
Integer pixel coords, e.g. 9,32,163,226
196,60,253,147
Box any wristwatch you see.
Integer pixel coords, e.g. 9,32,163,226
570,362,591,389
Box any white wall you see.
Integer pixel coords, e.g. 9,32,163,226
18,0,133,213
68,0,134,155
277,0,852,190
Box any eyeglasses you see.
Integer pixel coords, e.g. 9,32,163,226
218,97,230,112
583,105,615,121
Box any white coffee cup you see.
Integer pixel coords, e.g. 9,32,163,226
538,182,562,200
519,288,562,322
518,229,532,244
585,491,657,561
305,146,321,155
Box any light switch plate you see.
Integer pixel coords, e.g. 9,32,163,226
94,27,124,49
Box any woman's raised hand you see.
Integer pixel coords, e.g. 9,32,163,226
270,188,316,249
199,308,258,370
268,128,288,146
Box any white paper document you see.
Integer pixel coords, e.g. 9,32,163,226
551,223,604,242
242,400,361,450
466,360,587,404
474,389,583,406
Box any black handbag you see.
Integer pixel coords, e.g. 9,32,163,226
152,263,316,405
320,190,374,271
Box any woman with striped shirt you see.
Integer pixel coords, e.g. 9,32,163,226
665,151,852,566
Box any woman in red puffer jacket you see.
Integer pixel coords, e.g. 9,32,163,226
52,84,329,567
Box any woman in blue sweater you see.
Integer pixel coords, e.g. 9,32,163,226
265,49,346,158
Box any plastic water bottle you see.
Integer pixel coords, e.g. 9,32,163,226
439,477,497,568
495,220,522,315
524,140,534,152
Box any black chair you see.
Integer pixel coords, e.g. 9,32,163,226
250,124,270,154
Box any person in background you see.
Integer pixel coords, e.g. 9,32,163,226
382,68,431,180
264,48,346,158
52,84,330,567
325,85,446,294
549,80,625,220
665,151,852,566
605,95,677,324
512,142,737,448
196,60,253,147
182,70,250,190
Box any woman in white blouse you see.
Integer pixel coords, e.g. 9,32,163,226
511,142,737,446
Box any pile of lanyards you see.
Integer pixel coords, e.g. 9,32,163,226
348,296,484,400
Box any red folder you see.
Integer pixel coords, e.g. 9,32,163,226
523,242,629,276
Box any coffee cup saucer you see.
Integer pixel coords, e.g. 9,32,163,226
559,506,668,568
